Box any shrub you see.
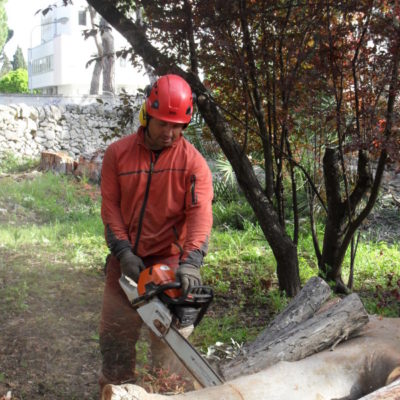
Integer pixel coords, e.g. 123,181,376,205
0,68,29,93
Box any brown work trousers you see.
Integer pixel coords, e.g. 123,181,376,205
99,254,181,388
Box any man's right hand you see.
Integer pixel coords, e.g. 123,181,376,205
118,250,145,282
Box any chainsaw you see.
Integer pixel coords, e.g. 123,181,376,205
119,263,224,387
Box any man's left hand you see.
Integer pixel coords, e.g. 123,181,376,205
176,263,202,294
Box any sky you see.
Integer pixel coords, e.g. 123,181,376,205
4,0,48,59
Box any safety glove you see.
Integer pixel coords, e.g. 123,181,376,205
176,263,202,295
118,249,145,283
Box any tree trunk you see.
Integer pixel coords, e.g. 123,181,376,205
320,147,348,290
99,283,400,400
227,276,332,360
88,5,103,95
39,151,75,174
101,18,115,95
358,377,400,400
320,148,376,293
90,60,103,95
196,94,301,297
221,285,368,379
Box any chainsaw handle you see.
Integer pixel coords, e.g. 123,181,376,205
132,281,181,306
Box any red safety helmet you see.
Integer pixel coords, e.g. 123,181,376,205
145,74,193,125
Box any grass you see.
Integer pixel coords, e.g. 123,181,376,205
0,155,399,354
0,152,40,174
0,169,108,270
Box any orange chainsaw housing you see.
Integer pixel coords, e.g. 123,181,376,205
137,264,183,299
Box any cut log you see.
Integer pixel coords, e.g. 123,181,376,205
221,279,368,379
73,150,104,183
101,277,372,399
358,378,400,399
236,276,332,354
39,151,75,174
102,316,400,400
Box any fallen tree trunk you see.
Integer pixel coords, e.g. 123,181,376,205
102,316,400,400
222,292,368,378
101,277,378,399
221,276,334,378
358,377,400,399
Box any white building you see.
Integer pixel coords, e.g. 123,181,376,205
28,0,148,95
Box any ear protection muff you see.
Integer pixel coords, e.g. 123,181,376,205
139,84,153,127
139,102,147,127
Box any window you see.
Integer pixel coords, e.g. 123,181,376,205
78,10,87,26
32,55,54,75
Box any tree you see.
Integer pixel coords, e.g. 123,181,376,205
301,2,400,291
85,6,115,95
100,17,115,94
85,0,399,296
87,5,103,94
12,46,27,70
0,68,29,93
0,0,8,56
0,52,11,77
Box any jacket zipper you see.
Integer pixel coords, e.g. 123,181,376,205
133,152,155,254
172,226,184,259
190,175,197,205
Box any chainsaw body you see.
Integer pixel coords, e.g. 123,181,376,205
119,263,223,387
135,263,213,328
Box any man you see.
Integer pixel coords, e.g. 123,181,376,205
99,74,213,390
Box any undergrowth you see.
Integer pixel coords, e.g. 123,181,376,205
0,160,399,356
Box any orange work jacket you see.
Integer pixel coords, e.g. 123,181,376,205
100,127,213,267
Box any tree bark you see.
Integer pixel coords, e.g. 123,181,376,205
320,148,375,293
101,18,115,95
88,5,103,95
358,378,400,400
101,280,399,400
90,60,103,95
221,282,368,379
39,151,75,174
320,147,347,288
227,277,331,358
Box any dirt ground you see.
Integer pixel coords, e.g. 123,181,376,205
0,248,104,400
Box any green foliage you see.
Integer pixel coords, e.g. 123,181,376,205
0,0,8,55
12,46,27,70
191,313,259,352
211,156,242,203
0,68,29,93
0,172,107,268
0,152,39,173
213,200,257,230
184,112,219,158
0,167,399,364
0,52,11,77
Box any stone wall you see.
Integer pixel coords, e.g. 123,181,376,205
0,102,138,159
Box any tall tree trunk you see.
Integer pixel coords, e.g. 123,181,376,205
101,18,115,95
319,148,348,291
88,5,103,95
320,148,373,293
196,94,300,296
90,60,102,95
